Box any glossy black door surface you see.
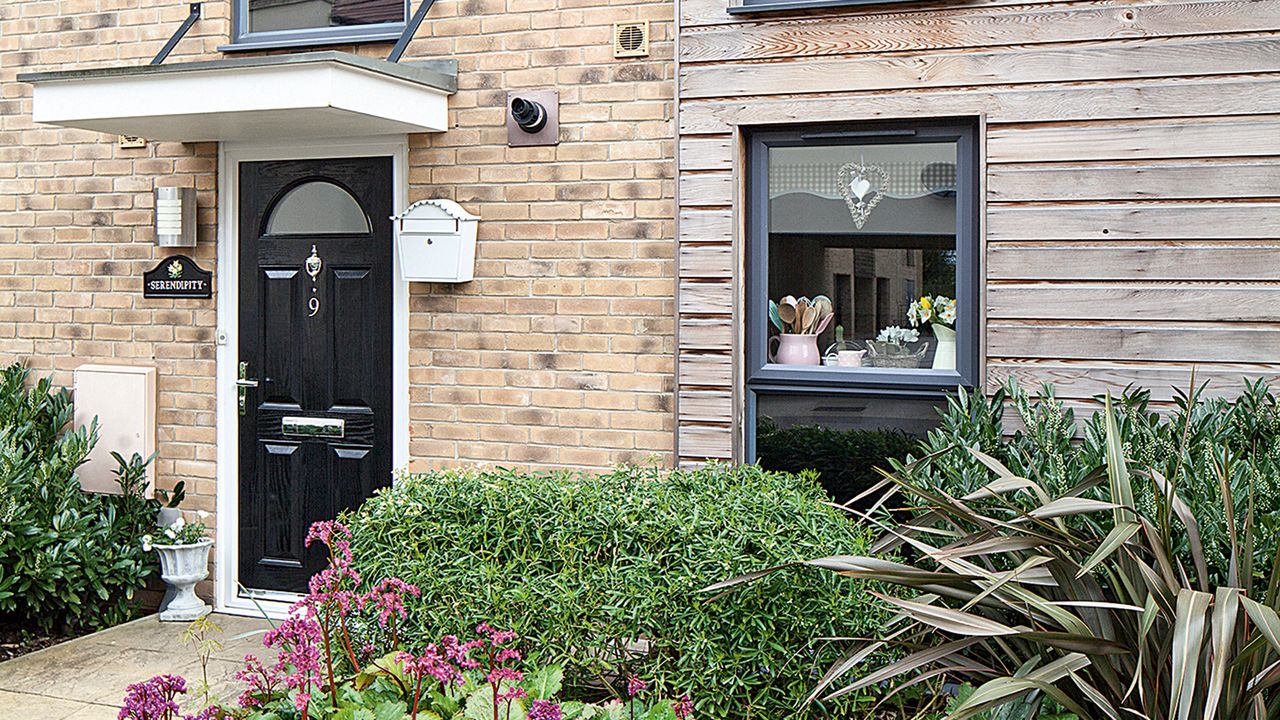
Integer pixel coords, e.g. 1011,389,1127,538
238,157,393,594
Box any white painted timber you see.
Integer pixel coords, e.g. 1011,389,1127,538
22,53,453,141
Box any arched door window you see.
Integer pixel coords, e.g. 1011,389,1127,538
265,181,371,235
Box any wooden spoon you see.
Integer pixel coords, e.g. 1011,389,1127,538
814,313,834,337
778,299,798,332
800,305,817,334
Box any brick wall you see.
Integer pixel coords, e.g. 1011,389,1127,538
0,0,676,540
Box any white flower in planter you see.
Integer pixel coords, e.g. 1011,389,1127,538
141,534,153,552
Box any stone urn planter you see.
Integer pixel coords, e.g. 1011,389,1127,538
152,538,214,622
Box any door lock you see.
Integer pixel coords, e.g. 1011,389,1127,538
237,361,260,416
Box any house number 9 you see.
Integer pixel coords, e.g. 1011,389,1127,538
305,245,322,318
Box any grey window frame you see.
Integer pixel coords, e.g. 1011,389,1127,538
224,0,410,52
743,118,982,457
730,0,930,15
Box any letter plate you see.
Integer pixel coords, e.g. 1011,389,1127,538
282,416,345,439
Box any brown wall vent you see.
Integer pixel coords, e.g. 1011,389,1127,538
613,21,649,58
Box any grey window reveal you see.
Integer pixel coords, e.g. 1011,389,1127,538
266,181,372,235
228,0,408,51
744,119,982,484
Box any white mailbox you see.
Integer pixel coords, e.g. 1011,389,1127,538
393,199,479,283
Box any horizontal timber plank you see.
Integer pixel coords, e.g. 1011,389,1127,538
679,280,735,313
679,244,735,278
987,322,1280,363
679,316,735,349
988,284,1280,322
988,243,1280,280
986,359,1280,402
683,0,1090,30
679,351,734,385
988,118,1280,163
679,389,735,423
682,0,1280,63
679,209,735,242
680,35,1280,99
678,424,734,460
987,203,1280,241
679,75,1280,134
680,172,734,207
680,136,735,171
988,161,1280,201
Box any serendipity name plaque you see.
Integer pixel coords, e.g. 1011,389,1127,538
143,255,212,299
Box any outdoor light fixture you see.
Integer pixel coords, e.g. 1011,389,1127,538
510,97,547,133
507,90,559,147
154,187,197,247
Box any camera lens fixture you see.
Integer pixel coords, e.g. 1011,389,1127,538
510,97,548,134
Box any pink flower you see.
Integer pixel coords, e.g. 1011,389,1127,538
118,674,187,720
626,674,646,698
397,646,464,688
232,654,280,708
367,577,420,628
529,700,562,720
673,695,695,720
262,615,324,711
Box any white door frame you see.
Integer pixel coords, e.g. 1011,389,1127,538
214,137,410,618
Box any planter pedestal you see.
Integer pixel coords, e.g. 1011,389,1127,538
153,538,213,622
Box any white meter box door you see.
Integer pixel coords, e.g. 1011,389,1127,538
393,199,479,283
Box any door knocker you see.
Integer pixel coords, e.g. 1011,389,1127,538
306,245,322,317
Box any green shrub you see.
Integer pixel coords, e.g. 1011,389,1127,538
715,398,1280,719
344,463,882,720
755,418,919,506
909,379,1280,595
0,362,158,632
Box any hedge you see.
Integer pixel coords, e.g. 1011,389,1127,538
344,463,882,720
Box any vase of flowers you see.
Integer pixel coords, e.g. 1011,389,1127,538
908,295,957,370
867,326,927,368
143,516,213,622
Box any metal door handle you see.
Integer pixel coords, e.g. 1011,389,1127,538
238,361,258,415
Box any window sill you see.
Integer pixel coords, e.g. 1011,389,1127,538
747,363,971,393
728,0,926,14
219,28,405,54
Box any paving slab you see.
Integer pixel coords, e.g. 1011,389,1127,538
0,613,277,714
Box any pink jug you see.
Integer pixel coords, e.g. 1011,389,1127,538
768,333,821,365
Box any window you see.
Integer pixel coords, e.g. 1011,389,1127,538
730,0,933,15
745,119,981,495
265,181,371,235
228,0,409,51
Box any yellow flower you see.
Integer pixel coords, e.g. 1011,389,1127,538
920,296,932,310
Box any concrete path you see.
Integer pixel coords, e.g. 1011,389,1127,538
0,613,277,718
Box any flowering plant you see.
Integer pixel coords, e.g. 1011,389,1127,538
874,325,919,346
122,519,696,720
142,515,209,550
907,295,956,329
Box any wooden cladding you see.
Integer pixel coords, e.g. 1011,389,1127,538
676,0,1280,463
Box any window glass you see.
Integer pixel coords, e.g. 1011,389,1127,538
266,181,371,235
766,140,959,373
249,0,405,33
753,391,938,505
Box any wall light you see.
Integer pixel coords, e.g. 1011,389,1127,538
155,187,197,247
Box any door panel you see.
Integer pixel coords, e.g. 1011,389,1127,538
238,157,393,594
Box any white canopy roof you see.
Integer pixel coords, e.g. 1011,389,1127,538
19,52,455,142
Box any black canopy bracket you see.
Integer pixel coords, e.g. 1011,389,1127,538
387,0,438,63
151,3,202,66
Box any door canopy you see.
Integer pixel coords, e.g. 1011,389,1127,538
19,52,455,142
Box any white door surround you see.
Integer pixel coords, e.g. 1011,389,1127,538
214,137,410,618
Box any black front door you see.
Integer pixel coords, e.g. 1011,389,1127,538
238,157,393,594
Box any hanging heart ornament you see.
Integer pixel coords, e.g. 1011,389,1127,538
837,162,889,229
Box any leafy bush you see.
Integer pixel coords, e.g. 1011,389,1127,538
910,379,1280,593
344,464,882,720
755,418,918,506
142,520,694,720
0,362,158,631
714,397,1280,720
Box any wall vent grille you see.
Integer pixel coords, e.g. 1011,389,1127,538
613,21,649,58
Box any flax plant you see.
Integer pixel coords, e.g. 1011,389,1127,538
708,396,1280,720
